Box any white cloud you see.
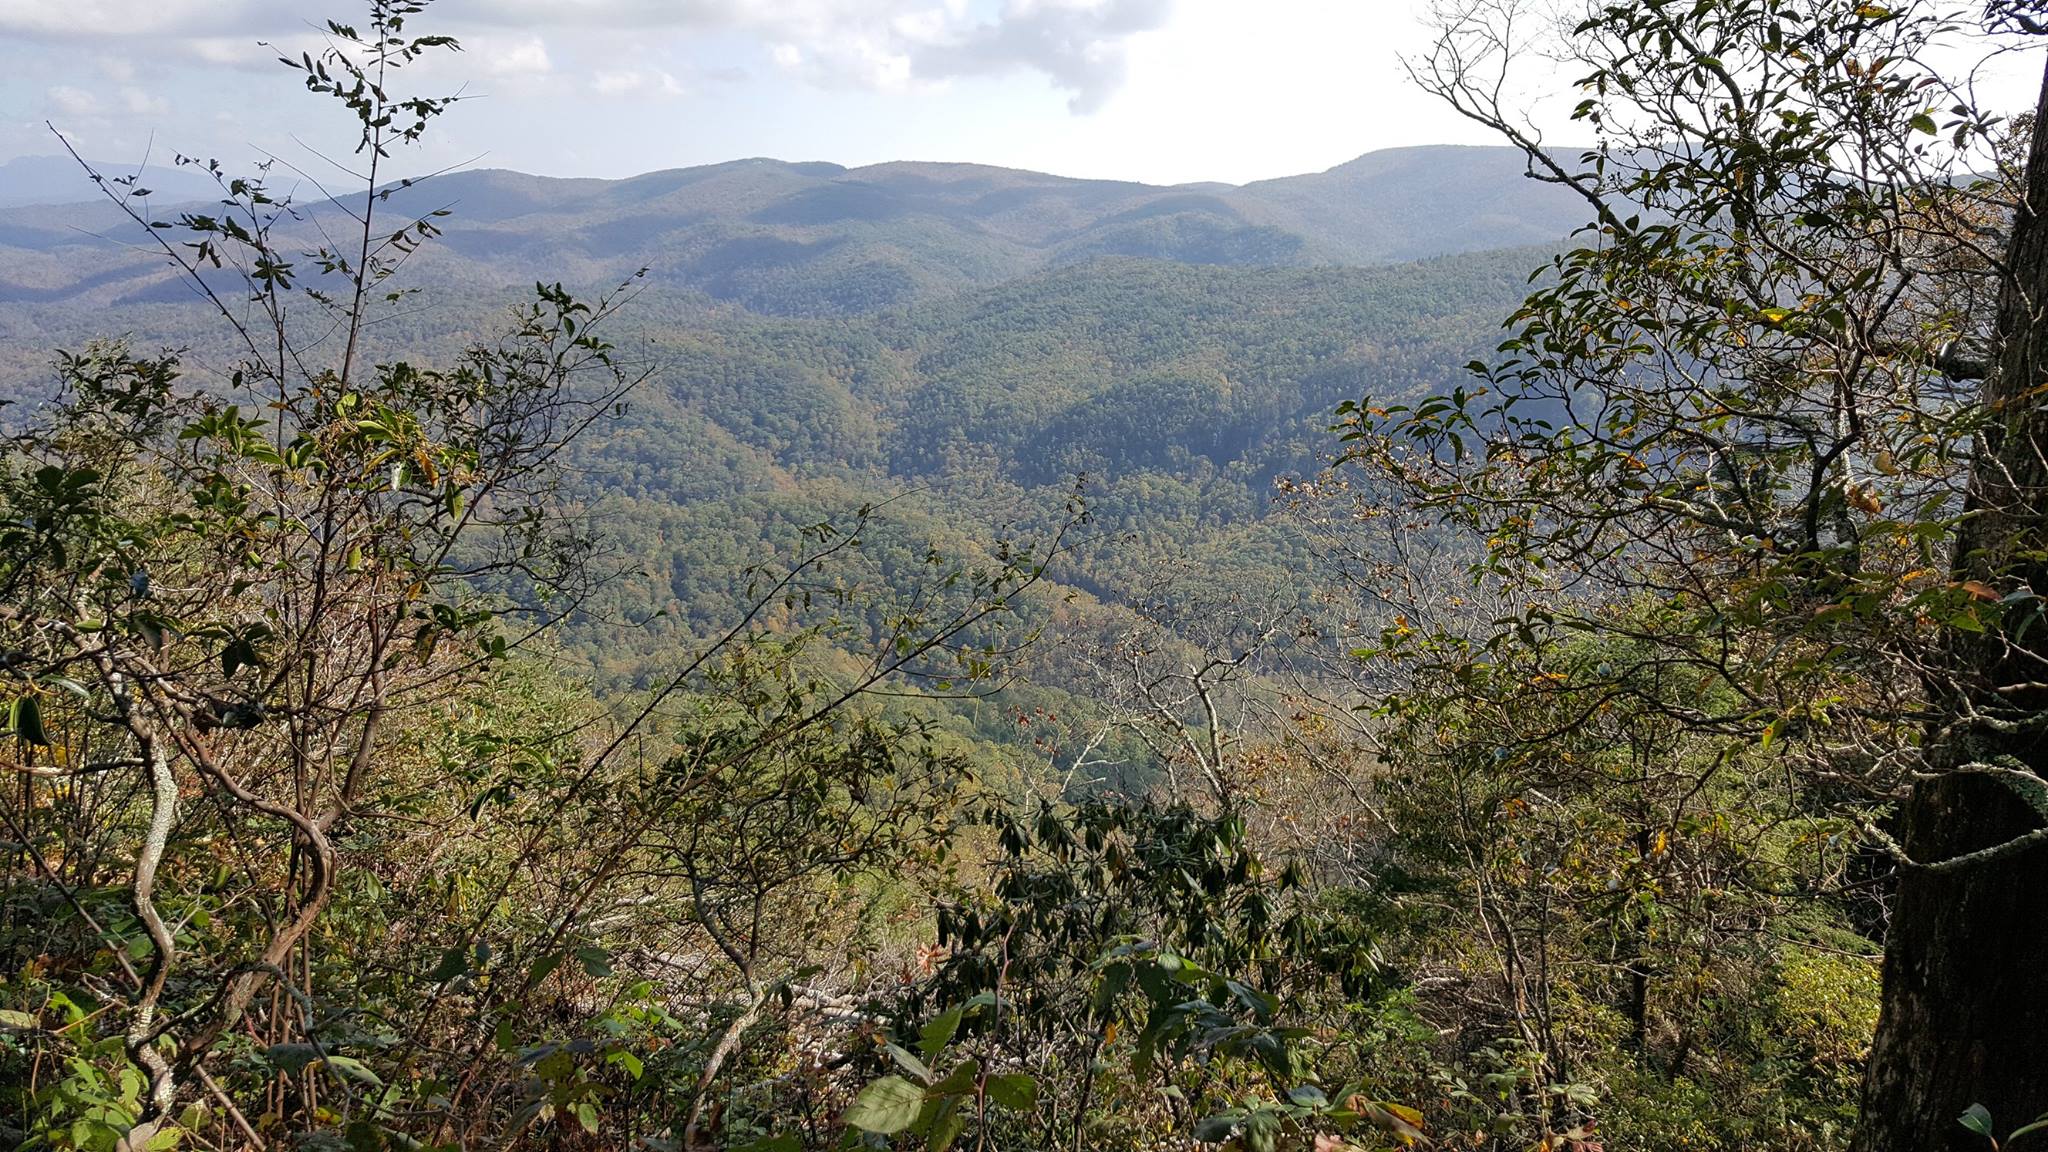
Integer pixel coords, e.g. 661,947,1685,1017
0,0,260,39
46,85,101,119
910,0,1169,112
590,68,684,98
120,87,168,116
182,32,329,72
0,0,1172,113
486,35,552,76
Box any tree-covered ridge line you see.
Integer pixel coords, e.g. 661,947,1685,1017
0,144,1589,317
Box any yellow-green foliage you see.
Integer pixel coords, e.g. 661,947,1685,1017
1773,951,1881,1093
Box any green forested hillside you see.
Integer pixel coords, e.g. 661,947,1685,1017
582,254,1536,656
0,234,1540,809
0,248,1541,684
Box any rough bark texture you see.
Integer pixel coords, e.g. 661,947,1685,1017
1856,772,2048,1152
1854,54,2048,1152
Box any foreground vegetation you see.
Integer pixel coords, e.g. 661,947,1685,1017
5,1,2048,1150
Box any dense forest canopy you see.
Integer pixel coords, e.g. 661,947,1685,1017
3,2,2046,1152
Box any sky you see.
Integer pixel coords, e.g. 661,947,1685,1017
0,1,2041,189
0,0,1566,188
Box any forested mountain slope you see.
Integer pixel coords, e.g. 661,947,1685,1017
573,252,1541,668
0,143,1554,745
0,246,1544,681
0,145,1582,314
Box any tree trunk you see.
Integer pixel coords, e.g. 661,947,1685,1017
1855,772,2048,1152
1855,54,2048,1152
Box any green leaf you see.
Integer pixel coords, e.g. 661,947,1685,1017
321,1055,383,1088
884,1043,932,1083
985,1073,1037,1113
926,1102,966,1152
730,1136,800,1152
9,696,49,746
429,947,469,982
919,1006,963,1061
0,1008,38,1030
1286,1084,1329,1108
1091,962,1131,1019
343,1120,383,1152
1244,1110,1282,1152
1960,1104,1995,1139
46,677,89,699
1910,112,1938,135
928,1058,979,1098
1192,1111,1245,1143
845,1076,926,1134
220,638,252,679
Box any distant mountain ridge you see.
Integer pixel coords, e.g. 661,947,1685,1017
0,154,225,209
0,145,1589,316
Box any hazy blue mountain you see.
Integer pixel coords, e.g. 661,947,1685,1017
0,145,1586,315
1232,146,1586,263
0,154,225,209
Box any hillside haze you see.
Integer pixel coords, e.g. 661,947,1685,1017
0,154,225,209
0,145,1584,314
